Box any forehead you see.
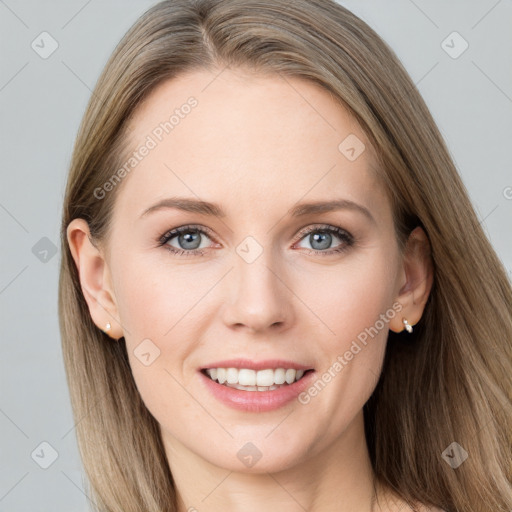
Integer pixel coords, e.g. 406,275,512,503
115,68,384,221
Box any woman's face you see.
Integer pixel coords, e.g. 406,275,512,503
103,68,405,472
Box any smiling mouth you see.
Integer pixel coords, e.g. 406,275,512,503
201,367,315,392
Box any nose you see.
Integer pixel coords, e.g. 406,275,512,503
221,250,294,334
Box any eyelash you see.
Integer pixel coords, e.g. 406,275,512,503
157,223,355,257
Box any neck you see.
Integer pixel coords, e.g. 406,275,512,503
164,410,379,512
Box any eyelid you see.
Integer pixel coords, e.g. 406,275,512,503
158,223,216,245
292,223,353,243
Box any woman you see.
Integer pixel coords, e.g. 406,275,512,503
59,1,512,510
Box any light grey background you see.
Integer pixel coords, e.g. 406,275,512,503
1,1,511,510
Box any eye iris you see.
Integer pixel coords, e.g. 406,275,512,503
310,231,332,250
179,231,201,250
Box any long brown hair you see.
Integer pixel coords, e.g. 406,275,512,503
58,1,512,510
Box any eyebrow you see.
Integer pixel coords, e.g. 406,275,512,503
140,197,375,223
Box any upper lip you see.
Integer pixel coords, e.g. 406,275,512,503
200,359,314,371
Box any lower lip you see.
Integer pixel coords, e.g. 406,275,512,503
198,370,316,412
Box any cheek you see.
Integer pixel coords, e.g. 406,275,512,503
292,250,398,412
298,250,399,347
112,253,198,337
109,254,212,407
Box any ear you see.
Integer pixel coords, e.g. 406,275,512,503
66,218,124,340
389,226,434,333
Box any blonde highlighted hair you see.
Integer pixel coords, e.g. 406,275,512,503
59,1,512,510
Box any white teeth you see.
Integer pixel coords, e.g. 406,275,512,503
226,367,238,384
225,383,280,392
285,369,296,384
217,368,227,384
204,367,309,388
274,368,286,385
238,369,256,386
256,369,275,387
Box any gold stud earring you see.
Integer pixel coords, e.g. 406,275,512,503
402,318,413,333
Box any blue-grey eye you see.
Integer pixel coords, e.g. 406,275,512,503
296,226,351,252
164,228,211,251
309,232,332,250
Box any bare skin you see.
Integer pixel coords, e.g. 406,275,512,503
68,68,434,511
